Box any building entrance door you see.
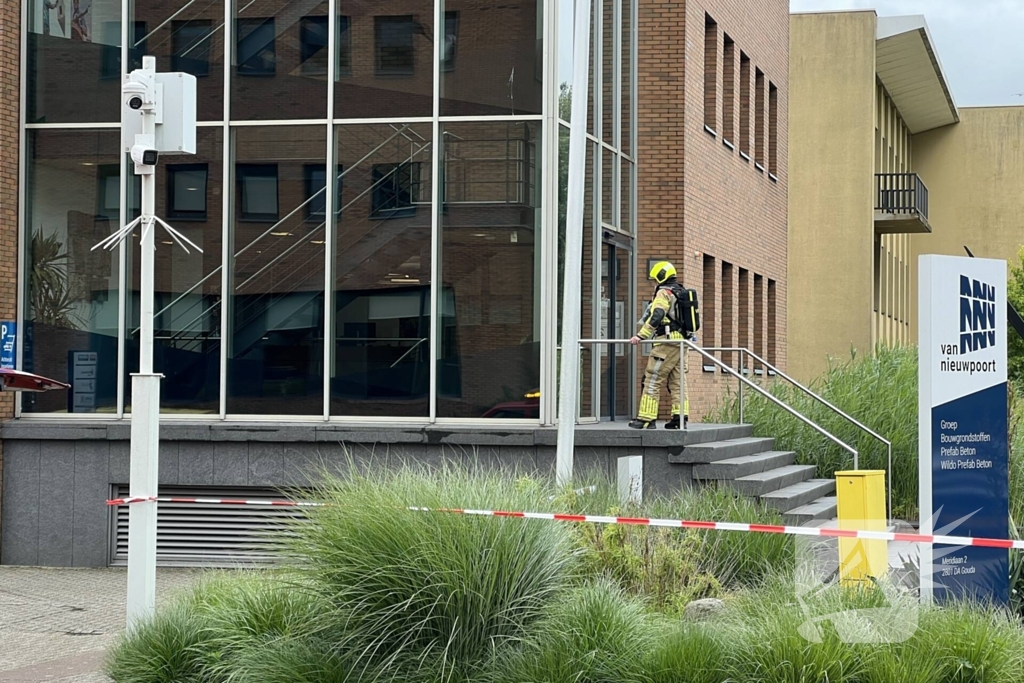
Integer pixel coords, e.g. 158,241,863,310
600,231,633,421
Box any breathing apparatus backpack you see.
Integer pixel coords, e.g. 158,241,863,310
664,283,700,338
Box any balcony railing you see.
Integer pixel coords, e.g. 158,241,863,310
875,173,931,234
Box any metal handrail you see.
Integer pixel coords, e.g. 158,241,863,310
578,337,860,472
705,346,893,519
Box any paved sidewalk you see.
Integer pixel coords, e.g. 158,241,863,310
0,566,204,682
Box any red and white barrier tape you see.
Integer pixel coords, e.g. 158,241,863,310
105,495,1024,550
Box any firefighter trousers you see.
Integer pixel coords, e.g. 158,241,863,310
637,339,688,422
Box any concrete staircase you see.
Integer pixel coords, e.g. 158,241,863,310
670,425,838,525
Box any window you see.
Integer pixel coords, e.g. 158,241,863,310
768,82,779,177
237,164,279,220
371,162,420,217
96,164,142,220
300,16,329,75
721,262,734,369
237,17,276,76
441,11,458,71
702,255,716,353
738,268,750,371
722,35,735,145
336,15,352,75
172,20,212,77
755,68,765,169
739,52,750,158
96,164,121,217
703,14,718,133
754,274,764,371
375,16,415,76
768,279,777,365
305,165,327,217
167,164,209,220
103,21,148,79
303,164,343,218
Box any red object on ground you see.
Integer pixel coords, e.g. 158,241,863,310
0,368,71,392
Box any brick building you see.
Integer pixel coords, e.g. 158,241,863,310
0,0,788,566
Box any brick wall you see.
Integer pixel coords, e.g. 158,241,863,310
0,0,19,552
637,0,788,420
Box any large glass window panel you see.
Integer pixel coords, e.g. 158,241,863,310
233,0,328,120
331,123,432,417
27,0,122,123
130,0,224,122
601,0,613,145
227,126,326,414
621,0,632,155
23,130,120,413
334,3,433,119
578,139,597,419
587,0,596,136
125,128,223,413
439,0,542,116
601,149,613,225
438,121,541,419
557,0,573,123
620,159,632,232
599,240,630,420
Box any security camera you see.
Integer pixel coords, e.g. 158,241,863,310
131,144,159,167
123,80,150,110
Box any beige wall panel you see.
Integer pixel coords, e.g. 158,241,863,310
788,11,877,381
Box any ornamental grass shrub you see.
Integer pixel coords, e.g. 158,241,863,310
283,466,577,681
109,465,1024,683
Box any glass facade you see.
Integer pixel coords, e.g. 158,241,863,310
556,0,636,421
19,0,635,421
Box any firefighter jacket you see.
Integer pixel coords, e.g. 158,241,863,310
637,285,684,341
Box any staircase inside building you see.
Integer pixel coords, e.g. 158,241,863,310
674,424,838,525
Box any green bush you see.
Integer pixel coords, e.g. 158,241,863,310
569,486,793,613
107,602,213,683
488,580,656,683
286,466,577,680
644,622,729,683
107,572,327,683
715,345,919,519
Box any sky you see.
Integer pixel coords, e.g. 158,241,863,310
790,0,1024,107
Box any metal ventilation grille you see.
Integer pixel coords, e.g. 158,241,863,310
110,485,307,567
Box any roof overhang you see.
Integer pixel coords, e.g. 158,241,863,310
876,15,959,133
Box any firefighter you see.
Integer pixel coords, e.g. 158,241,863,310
628,261,689,430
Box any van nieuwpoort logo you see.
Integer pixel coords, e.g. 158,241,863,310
960,275,996,354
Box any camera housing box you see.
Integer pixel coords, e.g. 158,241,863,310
122,71,197,156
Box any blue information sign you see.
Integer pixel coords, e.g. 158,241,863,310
919,255,1009,606
1,321,16,369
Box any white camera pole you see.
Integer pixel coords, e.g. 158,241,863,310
95,56,199,629
126,55,161,630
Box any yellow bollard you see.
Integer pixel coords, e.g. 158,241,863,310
835,470,888,588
